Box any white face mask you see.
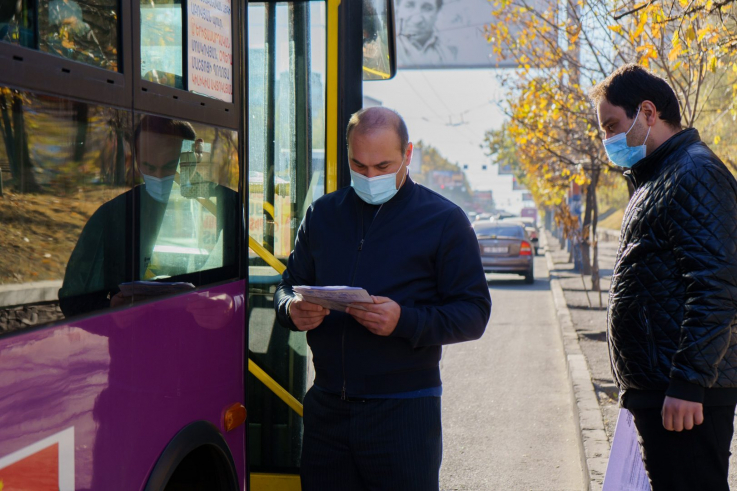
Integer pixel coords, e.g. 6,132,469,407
350,158,408,205
142,173,176,203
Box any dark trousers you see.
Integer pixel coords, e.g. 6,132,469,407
630,404,736,491
300,387,442,491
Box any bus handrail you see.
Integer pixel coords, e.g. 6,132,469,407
362,66,391,79
248,236,286,275
248,358,304,417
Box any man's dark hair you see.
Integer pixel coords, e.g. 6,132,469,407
134,114,196,151
590,64,682,129
346,107,409,154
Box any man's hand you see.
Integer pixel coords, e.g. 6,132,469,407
346,295,401,336
289,298,329,331
662,396,704,431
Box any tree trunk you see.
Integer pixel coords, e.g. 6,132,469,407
0,92,17,189
11,92,41,193
580,175,594,276
590,166,601,292
72,103,89,164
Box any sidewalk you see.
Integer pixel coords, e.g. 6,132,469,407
546,230,737,489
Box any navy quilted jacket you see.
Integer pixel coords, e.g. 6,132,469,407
608,128,737,404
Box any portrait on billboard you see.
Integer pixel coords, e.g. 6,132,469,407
395,0,458,67
396,0,555,70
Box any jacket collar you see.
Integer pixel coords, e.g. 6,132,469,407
625,128,700,186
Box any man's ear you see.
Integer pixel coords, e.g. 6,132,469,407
405,142,413,162
641,100,658,126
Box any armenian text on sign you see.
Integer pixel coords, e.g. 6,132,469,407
188,0,233,102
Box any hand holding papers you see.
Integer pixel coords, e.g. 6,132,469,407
293,286,374,312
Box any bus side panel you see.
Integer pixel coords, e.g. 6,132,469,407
0,280,246,490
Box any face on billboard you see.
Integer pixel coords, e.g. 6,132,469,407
397,0,440,46
395,0,558,70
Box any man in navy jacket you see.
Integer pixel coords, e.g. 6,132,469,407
274,107,491,490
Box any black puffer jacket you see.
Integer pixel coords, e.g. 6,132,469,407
608,128,737,404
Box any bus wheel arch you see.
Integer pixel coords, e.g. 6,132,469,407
144,421,239,491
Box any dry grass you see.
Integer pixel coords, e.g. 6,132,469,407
598,209,624,231
1,189,125,285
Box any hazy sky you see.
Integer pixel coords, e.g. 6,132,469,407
363,69,529,211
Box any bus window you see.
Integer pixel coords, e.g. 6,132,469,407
362,0,396,81
0,0,34,48
248,1,327,473
0,87,132,330
0,0,119,71
134,115,239,282
39,0,119,70
140,0,185,89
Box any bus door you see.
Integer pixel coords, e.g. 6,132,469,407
247,2,327,487
246,1,395,489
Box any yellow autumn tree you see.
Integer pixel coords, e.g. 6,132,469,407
485,0,736,289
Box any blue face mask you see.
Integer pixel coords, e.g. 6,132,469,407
142,173,176,203
350,159,408,205
602,106,651,169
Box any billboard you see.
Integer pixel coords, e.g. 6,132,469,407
431,170,464,189
396,0,555,70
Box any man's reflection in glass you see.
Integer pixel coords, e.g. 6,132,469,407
57,116,237,489
58,116,196,317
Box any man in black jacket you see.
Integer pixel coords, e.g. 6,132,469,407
592,64,737,491
274,107,491,490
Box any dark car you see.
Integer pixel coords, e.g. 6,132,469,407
473,222,534,284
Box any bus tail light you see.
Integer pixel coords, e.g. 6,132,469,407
520,241,532,256
223,403,247,432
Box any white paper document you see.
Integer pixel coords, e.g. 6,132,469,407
602,408,650,491
293,286,374,312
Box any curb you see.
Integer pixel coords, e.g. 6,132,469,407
542,233,610,491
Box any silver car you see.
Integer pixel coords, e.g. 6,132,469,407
473,222,535,284
500,217,540,255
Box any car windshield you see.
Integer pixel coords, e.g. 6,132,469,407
474,225,524,238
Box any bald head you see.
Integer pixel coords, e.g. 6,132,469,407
346,107,409,154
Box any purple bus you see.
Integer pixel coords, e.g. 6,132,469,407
0,0,396,489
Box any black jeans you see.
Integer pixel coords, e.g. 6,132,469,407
300,387,443,491
630,404,736,491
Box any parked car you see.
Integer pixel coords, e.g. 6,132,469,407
500,216,540,255
473,221,534,284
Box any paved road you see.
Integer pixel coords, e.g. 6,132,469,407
439,255,584,491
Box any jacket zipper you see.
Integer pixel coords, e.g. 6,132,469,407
341,202,383,400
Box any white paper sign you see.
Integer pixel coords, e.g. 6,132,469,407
602,409,650,491
188,0,233,102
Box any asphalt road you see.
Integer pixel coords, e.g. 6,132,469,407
439,255,584,491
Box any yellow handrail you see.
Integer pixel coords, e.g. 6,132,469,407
248,236,286,275
362,66,391,79
248,359,304,417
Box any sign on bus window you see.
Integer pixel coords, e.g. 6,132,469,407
187,0,233,102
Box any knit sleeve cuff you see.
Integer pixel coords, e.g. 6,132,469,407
391,306,419,342
666,379,706,403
